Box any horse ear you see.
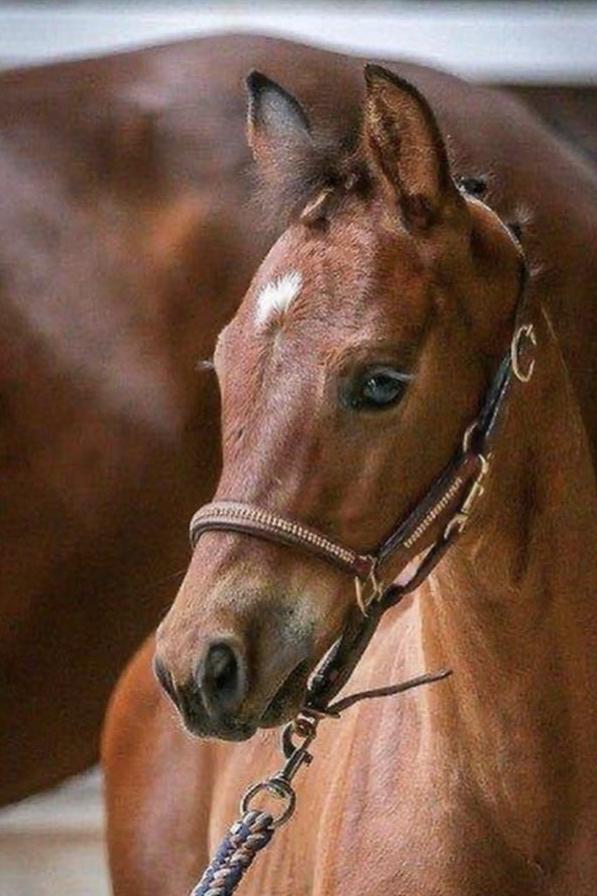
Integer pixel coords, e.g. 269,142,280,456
246,71,313,168
363,64,460,230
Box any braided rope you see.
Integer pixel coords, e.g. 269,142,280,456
190,810,274,896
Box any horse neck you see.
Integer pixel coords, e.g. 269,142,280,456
417,306,597,846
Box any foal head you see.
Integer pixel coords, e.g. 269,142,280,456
155,65,523,740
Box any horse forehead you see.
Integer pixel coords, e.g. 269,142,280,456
250,226,369,308
241,220,425,343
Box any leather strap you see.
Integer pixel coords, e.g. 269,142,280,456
190,501,375,579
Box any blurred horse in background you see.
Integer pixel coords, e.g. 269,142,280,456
0,36,285,805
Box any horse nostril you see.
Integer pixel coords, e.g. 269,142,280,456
208,645,237,691
199,641,247,716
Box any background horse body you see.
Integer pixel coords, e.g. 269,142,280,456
103,37,597,896
0,35,287,805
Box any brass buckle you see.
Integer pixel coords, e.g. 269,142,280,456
511,323,537,383
354,558,384,616
444,452,490,539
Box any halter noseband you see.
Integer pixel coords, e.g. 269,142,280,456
189,263,536,615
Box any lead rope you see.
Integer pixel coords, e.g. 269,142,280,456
191,809,275,896
190,666,451,896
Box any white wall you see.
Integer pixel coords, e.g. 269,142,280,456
0,2,596,82
0,771,108,896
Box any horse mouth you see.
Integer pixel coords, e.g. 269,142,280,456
259,659,311,728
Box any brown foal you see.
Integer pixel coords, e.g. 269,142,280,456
103,58,597,896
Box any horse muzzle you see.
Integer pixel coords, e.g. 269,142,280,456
154,619,314,740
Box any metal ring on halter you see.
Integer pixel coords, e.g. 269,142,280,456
462,420,481,454
511,323,537,383
240,777,297,828
443,511,468,540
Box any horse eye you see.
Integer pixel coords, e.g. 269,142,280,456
347,366,411,411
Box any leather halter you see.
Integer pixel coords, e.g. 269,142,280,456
189,262,535,615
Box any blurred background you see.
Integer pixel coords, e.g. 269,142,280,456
1,3,595,895
1,1,597,81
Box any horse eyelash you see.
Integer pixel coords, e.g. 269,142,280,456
458,175,488,197
196,358,215,372
506,221,523,242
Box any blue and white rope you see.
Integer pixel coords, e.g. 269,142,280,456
191,810,274,896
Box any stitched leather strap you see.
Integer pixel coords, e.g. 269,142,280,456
190,501,375,579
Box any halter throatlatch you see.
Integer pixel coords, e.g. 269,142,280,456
187,262,536,896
